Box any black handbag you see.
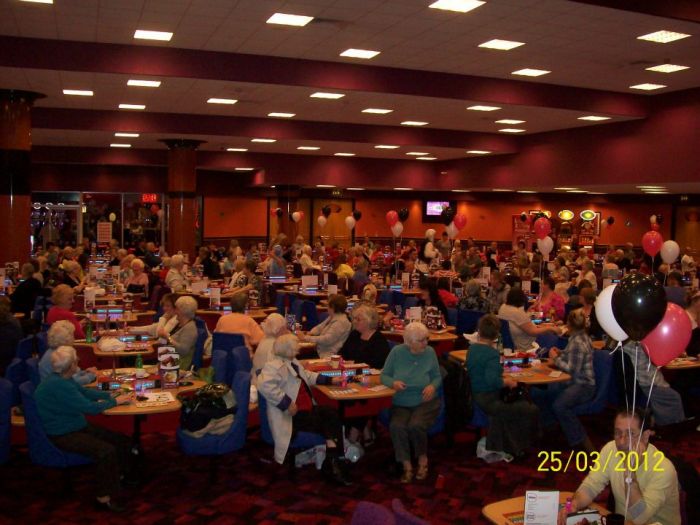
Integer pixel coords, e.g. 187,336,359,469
179,383,236,432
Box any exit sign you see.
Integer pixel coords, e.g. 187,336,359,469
141,193,158,203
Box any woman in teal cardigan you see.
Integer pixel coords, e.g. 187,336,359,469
381,322,442,484
467,314,539,458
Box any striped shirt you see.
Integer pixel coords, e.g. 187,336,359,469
554,331,595,386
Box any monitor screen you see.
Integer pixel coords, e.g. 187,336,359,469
425,201,450,216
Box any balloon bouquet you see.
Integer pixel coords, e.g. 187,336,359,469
386,209,409,279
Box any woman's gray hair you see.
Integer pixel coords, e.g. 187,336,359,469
175,295,198,319
352,304,379,330
465,279,481,298
131,258,145,269
171,254,185,268
262,313,287,337
273,333,299,360
47,320,76,349
403,321,429,345
51,346,77,374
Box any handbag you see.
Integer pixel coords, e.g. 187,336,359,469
179,383,236,432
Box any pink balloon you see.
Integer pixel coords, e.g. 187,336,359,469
386,210,399,226
641,302,691,367
533,217,551,240
453,213,467,230
641,230,663,257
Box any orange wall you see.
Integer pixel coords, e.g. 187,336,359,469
203,196,268,238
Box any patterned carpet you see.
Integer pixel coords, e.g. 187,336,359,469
1,408,697,525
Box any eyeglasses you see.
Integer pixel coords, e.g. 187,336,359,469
613,430,640,439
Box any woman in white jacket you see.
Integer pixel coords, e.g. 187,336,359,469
258,334,350,485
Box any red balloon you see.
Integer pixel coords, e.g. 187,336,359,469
641,230,663,257
150,204,160,215
386,210,399,226
270,208,277,216
642,303,692,367
453,213,467,230
298,211,305,220
533,217,551,240
650,223,660,231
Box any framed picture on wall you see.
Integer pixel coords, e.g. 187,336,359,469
579,212,601,236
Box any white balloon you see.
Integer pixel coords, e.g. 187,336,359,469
536,235,553,257
446,222,458,239
317,215,327,228
595,284,629,342
425,228,436,241
391,221,404,237
344,216,356,230
292,211,302,223
650,214,657,224
660,240,680,264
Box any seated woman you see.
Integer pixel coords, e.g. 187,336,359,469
529,277,565,322
457,279,487,312
35,346,132,512
498,288,560,351
417,279,449,320
436,278,458,308
467,314,539,458
361,283,378,304
333,254,355,280
129,293,178,341
46,284,86,339
0,297,23,376
299,294,351,359
381,322,442,483
252,313,288,385
164,296,206,371
61,260,87,293
530,310,596,452
577,288,604,340
258,334,350,485
165,254,189,292
299,245,320,274
267,245,287,277
223,260,260,297
39,320,97,385
122,258,149,296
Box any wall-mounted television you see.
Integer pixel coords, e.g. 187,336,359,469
422,200,455,223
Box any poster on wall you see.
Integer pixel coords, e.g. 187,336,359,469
96,221,112,244
512,215,533,251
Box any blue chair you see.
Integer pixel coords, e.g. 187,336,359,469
379,289,394,309
574,350,614,416
26,357,40,387
35,331,48,357
32,296,52,324
4,358,27,406
403,296,419,310
0,378,12,464
176,371,250,480
212,350,229,383
456,310,484,336
275,293,295,315
212,332,245,354
317,311,329,324
291,300,304,326
19,382,92,469
300,300,319,330
446,307,457,328
392,291,406,311
387,339,398,350
500,319,515,350
191,318,209,371
231,346,252,375
16,336,36,360
258,395,325,453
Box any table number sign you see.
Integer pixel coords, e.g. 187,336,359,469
523,490,559,525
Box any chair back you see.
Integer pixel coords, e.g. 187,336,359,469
301,300,319,330
19,382,92,468
26,357,40,387
212,332,245,353
0,378,11,464
35,331,48,357
212,350,228,383
456,309,484,336
191,318,210,371
378,289,393,308
351,501,395,525
4,358,27,406
275,292,294,315
535,333,560,353
16,336,36,360
392,291,406,311
446,307,458,328
32,296,52,324
500,319,515,350
574,349,613,415
291,300,304,325
391,499,430,525
231,346,252,375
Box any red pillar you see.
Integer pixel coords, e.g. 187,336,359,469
0,89,44,264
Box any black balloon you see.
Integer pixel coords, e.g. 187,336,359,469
398,208,409,222
352,210,362,221
322,205,332,218
611,273,667,341
607,216,615,225
440,206,455,226
275,208,283,218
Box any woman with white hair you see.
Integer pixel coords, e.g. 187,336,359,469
165,254,189,292
62,260,86,293
164,295,205,371
258,334,350,485
381,321,442,483
123,258,149,295
38,320,97,385
298,245,320,273
252,313,288,384
35,346,132,512
46,284,86,339
130,293,178,340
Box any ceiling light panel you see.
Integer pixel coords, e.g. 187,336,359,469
268,112,295,118
297,146,320,150
334,152,355,156
467,105,500,111
512,68,550,77
310,92,345,99
362,108,393,114
115,132,139,137
495,119,525,125
127,79,161,87
110,143,131,148
645,64,689,73
406,152,429,156
499,128,525,133
207,98,237,104
226,148,248,152
394,187,412,191
63,89,93,96
251,138,276,143
401,121,429,126
466,150,490,155
347,188,365,191
417,157,437,160
134,30,173,41
118,104,145,110
340,49,380,59
20,0,53,3
478,39,525,51
578,116,610,121
266,13,313,27
629,83,666,91
637,30,691,43
429,0,485,13
375,145,399,149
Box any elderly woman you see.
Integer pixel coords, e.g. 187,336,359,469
252,313,288,384
498,288,559,351
118,254,135,282
485,270,510,314
577,260,598,292
299,245,320,274
267,245,287,277
529,277,566,321
165,295,205,371
361,283,378,304
299,294,351,359
165,254,189,292
62,260,86,293
123,258,149,295
0,297,23,375
258,334,349,485
458,279,488,312
38,320,97,385
35,346,132,511
130,293,178,340
467,314,540,458
381,322,442,483
224,260,260,297
47,284,85,339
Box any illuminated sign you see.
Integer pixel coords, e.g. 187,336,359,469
580,209,596,221
141,193,158,203
558,210,574,221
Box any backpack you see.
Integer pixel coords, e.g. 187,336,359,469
179,383,236,433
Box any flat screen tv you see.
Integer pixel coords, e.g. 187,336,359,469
422,200,454,222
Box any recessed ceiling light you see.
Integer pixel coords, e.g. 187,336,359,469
492,188,513,192
512,68,550,77
115,132,139,138
310,92,345,99
630,83,667,91
567,190,589,193
588,192,607,195
110,143,131,148
467,105,501,111
362,108,393,114
554,187,578,191
637,30,691,44
467,150,491,155
316,184,336,188
375,145,399,149
266,13,313,27
496,119,525,125
297,146,320,151
578,116,610,121
452,189,471,192
270,185,276,189
637,185,666,189
268,112,295,118
499,128,526,133
417,156,437,160
226,148,248,152
134,29,173,41
251,138,276,143
429,0,484,13
347,188,365,191
234,167,255,172
340,48,380,59
207,98,237,104
63,89,93,96
118,104,145,110
479,39,525,51
401,121,429,126
645,191,670,194
646,64,689,73
334,152,355,157
20,0,53,3
517,190,537,193
406,152,429,156
127,79,161,87
394,187,412,191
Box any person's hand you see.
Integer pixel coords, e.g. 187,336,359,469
297,332,308,342
288,402,298,416
115,394,132,405
393,380,407,391
422,384,435,401
549,348,559,359
156,327,168,338
504,377,518,389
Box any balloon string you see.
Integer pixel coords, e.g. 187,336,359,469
624,342,640,523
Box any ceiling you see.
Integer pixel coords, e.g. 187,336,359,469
2,0,700,190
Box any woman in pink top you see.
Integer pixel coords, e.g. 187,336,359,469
529,277,565,322
46,284,85,339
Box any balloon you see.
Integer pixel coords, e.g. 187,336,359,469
322,205,332,218
611,273,667,341
292,211,302,223
298,211,305,220
660,240,680,264
425,228,436,241
270,208,277,216
398,208,409,222
595,284,629,342
386,210,399,226
453,213,467,230
275,208,283,218
352,210,362,221
606,216,615,226
641,303,692,367
520,212,527,223
641,230,663,257
650,223,660,231
108,213,116,222
344,216,356,230
649,214,657,224
533,217,551,240
157,209,164,218
391,222,404,237
440,206,455,226
150,204,159,215
446,222,458,239
317,215,327,228
536,236,553,257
